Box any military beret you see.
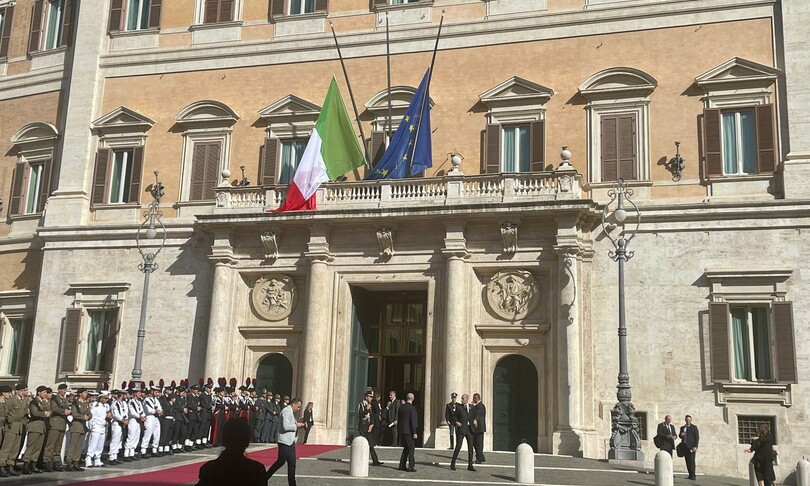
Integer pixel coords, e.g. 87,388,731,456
36,386,47,393
283,396,290,400
45,388,52,394
169,394,179,400
77,388,87,394
0,386,11,393
57,384,68,390
274,394,280,399
15,383,27,390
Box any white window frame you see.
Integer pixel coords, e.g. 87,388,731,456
123,0,151,31
0,290,36,381
720,108,757,177
289,0,316,15
279,138,307,184
1,318,29,376
501,124,531,173
83,308,117,373
43,0,66,51
729,304,773,383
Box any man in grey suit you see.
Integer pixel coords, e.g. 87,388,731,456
655,415,677,455
470,393,486,464
387,390,400,446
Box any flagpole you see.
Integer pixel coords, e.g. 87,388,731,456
386,12,393,141
408,10,444,176
329,20,372,169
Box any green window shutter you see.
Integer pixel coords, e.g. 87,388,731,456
600,115,618,182
92,149,111,206
8,162,27,216
369,131,386,168
28,0,44,54
261,138,279,185
148,0,162,28
108,0,123,32
60,0,75,47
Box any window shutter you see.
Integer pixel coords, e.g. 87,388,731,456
755,104,776,174
703,108,722,177
204,142,222,199
108,0,123,32
772,302,797,384
17,319,35,378
618,114,637,180
38,158,52,213
103,310,120,373
204,0,219,24
600,115,618,182
128,147,144,203
485,124,501,174
148,0,162,28
373,0,388,7
8,162,27,216
315,0,328,11
60,0,75,47
60,308,82,374
220,0,235,22
28,0,44,54
709,302,731,383
190,143,207,200
0,5,14,58
92,149,111,206
530,120,545,172
370,131,386,167
270,0,285,18
261,138,278,185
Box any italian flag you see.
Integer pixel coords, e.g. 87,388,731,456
275,77,366,211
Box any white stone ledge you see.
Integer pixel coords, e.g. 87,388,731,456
190,21,243,45
29,47,67,71
109,28,160,51
0,65,64,101
272,12,327,37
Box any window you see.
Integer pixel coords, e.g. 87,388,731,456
4,319,29,376
502,125,530,173
110,150,134,203
0,4,14,59
737,416,776,445
126,0,150,30
289,0,315,14
279,139,306,184
634,412,648,441
391,0,419,4
92,147,143,205
29,0,73,53
721,109,756,176
190,142,222,200
600,113,637,181
108,0,161,32
9,159,52,216
731,306,771,381
44,0,65,49
204,0,235,23
85,309,116,373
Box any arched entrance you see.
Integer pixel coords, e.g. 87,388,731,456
256,353,293,398
493,354,538,451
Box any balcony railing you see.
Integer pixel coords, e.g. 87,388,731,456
214,171,583,212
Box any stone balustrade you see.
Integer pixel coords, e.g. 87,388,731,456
213,171,583,211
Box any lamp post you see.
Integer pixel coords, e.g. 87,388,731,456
132,171,166,381
601,178,644,461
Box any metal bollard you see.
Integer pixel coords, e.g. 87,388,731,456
349,436,369,478
748,461,758,486
798,459,810,486
654,450,673,486
515,443,535,484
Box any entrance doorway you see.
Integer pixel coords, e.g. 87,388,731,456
256,353,293,398
493,354,538,451
348,288,427,445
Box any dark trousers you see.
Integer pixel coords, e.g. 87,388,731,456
303,424,312,444
260,419,273,443
390,426,398,446
451,431,473,468
254,418,264,441
172,420,186,445
188,420,200,443
399,434,415,471
199,413,212,442
160,418,174,446
360,427,379,464
684,450,696,479
473,433,485,462
266,442,296,486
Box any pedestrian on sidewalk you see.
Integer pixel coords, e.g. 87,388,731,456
745,423,776,486
679,415,700,481
266,397,306,485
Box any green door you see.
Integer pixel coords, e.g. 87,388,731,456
256,353,293,398
346,293,369,443
493,355,538,451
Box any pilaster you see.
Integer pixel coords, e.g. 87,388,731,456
203,230,237,378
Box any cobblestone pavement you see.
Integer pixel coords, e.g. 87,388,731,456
0,445,752,485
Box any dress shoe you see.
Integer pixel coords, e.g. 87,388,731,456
53,462,65,471
474,459,483,464
21,462,32,475
468,466,477,472
0,467,8,477
372,461,384,466
43,462,53,473
122,457,132,462
407,468,417,472
73,462,85,472
399,467,408,471
7,466,20,476
450,465,456,470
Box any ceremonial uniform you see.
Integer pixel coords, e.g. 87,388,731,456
173,392,189,452
85,397,110,468
22,391,51,473
254,395,268,442
109,396,128,463
66,395,90,470
211,393,226,446
126,394,145,459
158,392,174,454
198,388,213,447
43,390,70,470
0,391,28,473
141,393,162,456
186,390,200,449
357,395,382,466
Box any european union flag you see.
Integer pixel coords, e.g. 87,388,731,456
366,68,432,180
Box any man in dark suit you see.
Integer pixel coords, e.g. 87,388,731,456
357,391,383,466
444,392,458,450
679,415,700,480
387,390,400,446
397,393,418,472
655,415,677,455
449,393,475,471
469,393,486,464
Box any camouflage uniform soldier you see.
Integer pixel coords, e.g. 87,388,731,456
0,384,29,477
22,385,51,474
43,384,70,471
0,386,12,477
65,388,90,471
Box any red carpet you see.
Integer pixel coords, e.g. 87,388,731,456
67,444,343,485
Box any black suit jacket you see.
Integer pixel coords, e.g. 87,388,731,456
679,424,699,449
388,398,401,424
450,403,473,435
397,402,418,436
470,402,487,434
656,422,676,450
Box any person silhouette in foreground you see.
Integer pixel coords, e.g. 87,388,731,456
196,418,265,486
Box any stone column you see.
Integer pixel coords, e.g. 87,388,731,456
204,231,236,378
781,0,810,198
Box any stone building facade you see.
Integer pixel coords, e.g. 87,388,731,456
0,0,808,481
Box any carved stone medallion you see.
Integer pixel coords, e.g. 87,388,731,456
485,269,540,321
251,274,297,321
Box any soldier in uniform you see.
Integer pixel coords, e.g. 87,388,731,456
85,391,111,468
126,387,146,461
357,391,383,466
444,392,458,450
109,389,127,464
186,385,200,451
0,386,10,477
199,383,214,448
65,388,90,471
22,385,51,474
141,385,163,458
158,385,174,455
264,392,277,443
173,387,189,453
43,383,70,472
0,383,28,476
254,391,268,443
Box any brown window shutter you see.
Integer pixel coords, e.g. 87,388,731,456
108,0,123,32
16,319,35,378
219,0,235,21
60,308,82,374
261,138,278,185
92,149,111,206
755,104,776,174
60,0,75,47
204,0,219,24
530,120,545,172
373,0,388,7
709,302,731,383
270,0,285,18
9,162,27,216
617,114,637,180
37,158,52,213
190,143,207,200
102,309,120,373
772,302,797,384
600,115,618,182
148,0,162,28
485,124,501,174
315,0,328,12
0,5,14,58
204,142,222,199
128,147,144,203
370,131,386,168
703,108,722,177
28,0,44,54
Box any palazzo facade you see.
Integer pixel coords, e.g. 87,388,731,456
1,0,809,480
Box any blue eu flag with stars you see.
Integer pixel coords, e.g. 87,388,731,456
366,68,432,180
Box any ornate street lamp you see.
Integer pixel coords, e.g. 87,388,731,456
132,171,166,381
601,178,644,461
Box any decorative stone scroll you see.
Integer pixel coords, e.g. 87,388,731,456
261,231,279,262
251,274,297,321
377,227,394,257
500,222,518,254
485,269,540,321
